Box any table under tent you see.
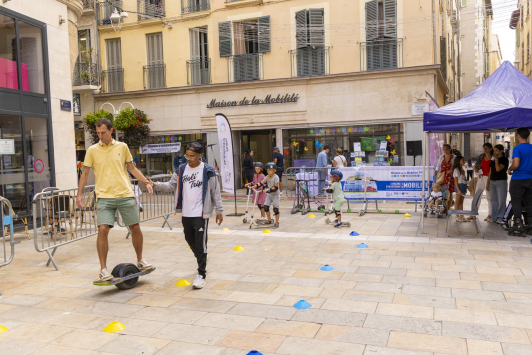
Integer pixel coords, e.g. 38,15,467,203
421,61,532,234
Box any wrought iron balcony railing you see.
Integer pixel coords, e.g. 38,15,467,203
187,59,211,86
360,39,403,71
181,0,210,14
101,68,124,93
73,62,99,86
97,0,122,26
228,53,263,82
290,46,330,77
137,0,165,20
143,64,166,89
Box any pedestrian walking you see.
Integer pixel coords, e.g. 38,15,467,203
474,143,494,221
487,144,508,224
76,118,154,281
273,147,284,193
434,144,455,211
317,145,330,195
243,149,254,195
150,142,223,288
507,128,532,235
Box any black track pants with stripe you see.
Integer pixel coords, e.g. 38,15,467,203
182,217,209,278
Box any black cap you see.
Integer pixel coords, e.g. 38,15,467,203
186,142,204,154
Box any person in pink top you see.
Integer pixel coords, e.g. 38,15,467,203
248,162,267,221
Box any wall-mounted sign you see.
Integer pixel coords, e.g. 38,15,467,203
0,139,14,155
73,93,81,116
140,142,181,154
411,103,429,116
34,159,44,173
206,94,299,108
60,100,71,112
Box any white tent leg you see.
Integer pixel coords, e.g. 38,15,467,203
421,132,428,234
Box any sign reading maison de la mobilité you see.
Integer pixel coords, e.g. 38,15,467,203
206,93,299,108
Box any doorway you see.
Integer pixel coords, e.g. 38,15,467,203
241,129,275,184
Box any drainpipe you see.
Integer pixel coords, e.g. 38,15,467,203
433,0,437,64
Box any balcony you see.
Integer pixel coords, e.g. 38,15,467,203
360,39,403,71
82,0,95,10
143,64,166,89
97,0,122,26
137,0,165,20
73,62,99,88
187,59,211,86
228,53,263,82
181,0,210,14
101,68,124,93
290,46,330,77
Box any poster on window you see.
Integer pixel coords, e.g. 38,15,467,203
216,113,234,194
338,166,434,201
73,93,81,116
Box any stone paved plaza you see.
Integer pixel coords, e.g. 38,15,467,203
1,195,532,355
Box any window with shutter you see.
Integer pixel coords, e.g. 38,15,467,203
365,0,378,41
106,38,123,92
258,16,270,53
440,37,447,79
309,9,324,47
296,9,308,49
383,0,396,38
219,21,232,57
190,29,201,85
146,33,164,89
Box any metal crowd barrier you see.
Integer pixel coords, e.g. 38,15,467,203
32,175,175,270
284,167,331,214
0,197,19,295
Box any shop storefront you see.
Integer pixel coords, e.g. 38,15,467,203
0,9,54,213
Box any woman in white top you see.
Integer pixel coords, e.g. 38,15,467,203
332,148,347,168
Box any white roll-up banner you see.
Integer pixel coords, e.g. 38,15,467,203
215,113,234,194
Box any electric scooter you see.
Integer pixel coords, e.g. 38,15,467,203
248,188,269,229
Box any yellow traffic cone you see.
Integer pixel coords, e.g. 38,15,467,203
263,229,272,234
0,324,8,333
221,228,230,232
103,321,126,333
403,213,411,217
308,214,316,218
175,279,191,287
233,245,245,251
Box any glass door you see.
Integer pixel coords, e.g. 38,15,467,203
25,116,51,204
0,114,25,213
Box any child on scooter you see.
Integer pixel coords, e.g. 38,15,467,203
324,170,345,228
250,162,280,228
247,162,266,221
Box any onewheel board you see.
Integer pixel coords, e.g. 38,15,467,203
93,263,155,290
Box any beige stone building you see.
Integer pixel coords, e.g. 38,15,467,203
0,0,82,215
92,0,460,184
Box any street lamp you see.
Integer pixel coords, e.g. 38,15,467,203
110,8,129,33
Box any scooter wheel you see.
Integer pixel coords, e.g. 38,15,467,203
346,222,351,227
319,205,325,211
243,218,247,223
291,209,298,214
325,219,330,224
359,210,365,217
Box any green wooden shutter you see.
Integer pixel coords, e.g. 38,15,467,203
258,16,270,53
308,8,324,47
296,9,308,48
365,0,378,41
440,36,447,79
190,29,201,85
310,47,325,75
146,33,164,88
383,0,397,38
297,48,310,76
219,21,232,57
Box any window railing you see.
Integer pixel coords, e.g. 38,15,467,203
137,0,165,20
97,0,122,26
73,62,99,86
82,0,95,10
143,64,166,89
101,68,124,93
290,46,330,77
228,53,263,82
187,59,211,85
360,39,403,71
181,0,210,14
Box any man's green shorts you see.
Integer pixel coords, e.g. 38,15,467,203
96,197,140,228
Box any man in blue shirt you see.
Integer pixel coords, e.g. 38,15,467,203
508,127,532,235
316,145,330,195
173,151,184,172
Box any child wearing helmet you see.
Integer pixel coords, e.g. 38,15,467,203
325,170,345,228
247,162,267,220
250,162,280,228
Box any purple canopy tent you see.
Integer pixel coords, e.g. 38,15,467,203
420,61,532,232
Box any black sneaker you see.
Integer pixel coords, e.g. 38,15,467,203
273,223,279,229
264,219,274,225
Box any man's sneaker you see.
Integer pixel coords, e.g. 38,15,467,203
257,217,267,221
334,222,343,228
137,259,154,271
99,268,113,281
273,223,279,229
192,275,206,289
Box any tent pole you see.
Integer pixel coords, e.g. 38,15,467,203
421,132,428,234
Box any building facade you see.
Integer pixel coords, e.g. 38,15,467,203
0,0,82,215
93,0,459,184
513,0,531,76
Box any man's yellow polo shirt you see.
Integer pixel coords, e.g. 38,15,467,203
84,139,135,199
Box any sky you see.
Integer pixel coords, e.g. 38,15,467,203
492,0,518,62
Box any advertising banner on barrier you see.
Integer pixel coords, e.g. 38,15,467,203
216,114,234,194
338,166,434,201
140,142,181,154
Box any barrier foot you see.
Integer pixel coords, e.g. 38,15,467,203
46,248,59,271
125,227,131,239
162,215,173,230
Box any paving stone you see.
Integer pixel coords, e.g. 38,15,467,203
442,321,530,344
280,277,324,287
170,298,237,313
52,329,118,350
215,330,285,353
0,295,49,307
0,306,62,323
151,341,226,355
387,331,467,354
402,285,451,297
272,285,323,297
274,295,326,309
30,344,98,355
376,303,434,320
475,266,523,276
153,323,228,345
255,319,321,339
291,308,366,327
343,290,395,303
393,294,456,309
315,324,389,346
495,313,532,330
364,314,441,335
381,276,435,287
481,282,532,293
275,336,364,355
0,339,46,355
1,322,73,343
436,279,483,290
501,343,532,355
451,288,506,301
224,291,282,305
434,308,498,325
357,267,407,276
76,301,145,317
456,298,532,315
407,270,460,279
228,303,297,320
466,339,504,355
98,334,170,355
76,289,139,303
126,294,180,307
321,298,378,314
363,346,433,355
195,313,265,331
341,273,384,282
460,273,518,284
503,292,532,304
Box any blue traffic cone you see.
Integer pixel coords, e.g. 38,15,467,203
349,231,359,236
293,300,312,309
357,243,369,248
320,264,334,271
